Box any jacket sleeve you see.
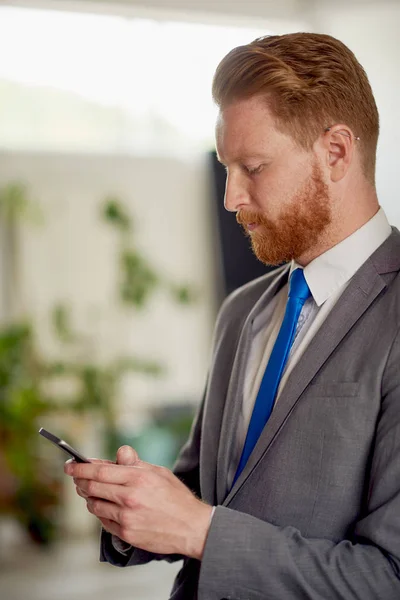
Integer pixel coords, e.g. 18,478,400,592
99,387,206,567
198,330,400,599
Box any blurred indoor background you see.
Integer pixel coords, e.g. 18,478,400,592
0,0,399,598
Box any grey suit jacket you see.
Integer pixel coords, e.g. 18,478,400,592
101,228,400,599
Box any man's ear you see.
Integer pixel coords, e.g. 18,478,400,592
324,125,357,182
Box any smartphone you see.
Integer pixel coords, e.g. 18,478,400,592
39,427,91,463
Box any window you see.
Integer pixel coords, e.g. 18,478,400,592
0,6,268,154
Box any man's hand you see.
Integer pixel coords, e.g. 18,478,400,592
64,446,212,560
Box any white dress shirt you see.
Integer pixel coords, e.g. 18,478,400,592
227,207,392,489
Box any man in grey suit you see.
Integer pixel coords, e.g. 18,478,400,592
65,32,400,598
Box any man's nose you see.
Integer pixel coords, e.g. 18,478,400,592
224,172,250,213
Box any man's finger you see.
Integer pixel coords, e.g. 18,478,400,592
116,445,139,466
75,479,126,504
87,498,121,523
65,461,134,482
65,458,114,467
100,517,122,539
115,446,159,473
64,453,157,481
75,485,89,499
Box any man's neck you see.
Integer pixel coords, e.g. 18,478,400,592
296,199,380,267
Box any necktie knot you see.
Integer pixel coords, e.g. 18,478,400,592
289,268,311,303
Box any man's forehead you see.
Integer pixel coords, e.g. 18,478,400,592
216,111,275,163
215,98,297,163
217,96,274,127
216,97,276,136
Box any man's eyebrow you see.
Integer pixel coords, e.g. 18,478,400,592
216,153,270,165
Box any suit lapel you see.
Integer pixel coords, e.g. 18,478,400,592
224,241,397,505
215,264,290,504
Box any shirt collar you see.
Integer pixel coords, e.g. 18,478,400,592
289,207,392,307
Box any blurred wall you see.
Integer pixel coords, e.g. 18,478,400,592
47,0,308,24
308,1,400,225
0,151,216,413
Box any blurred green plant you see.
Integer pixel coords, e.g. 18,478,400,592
0,184,197,544
0,323,61,543
101,195,198,308
0,182,43,225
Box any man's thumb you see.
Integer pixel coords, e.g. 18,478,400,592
116,445,139,466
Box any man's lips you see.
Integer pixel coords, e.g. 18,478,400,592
246,222,258,231
237,214,262,231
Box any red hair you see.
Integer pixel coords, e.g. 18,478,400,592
212,33,379,184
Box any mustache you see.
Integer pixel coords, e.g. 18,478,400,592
236,210,264,227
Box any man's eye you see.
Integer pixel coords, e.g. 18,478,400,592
245,165,263,175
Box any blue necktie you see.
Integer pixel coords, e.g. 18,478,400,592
233,268,311,485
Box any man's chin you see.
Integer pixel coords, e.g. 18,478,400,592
252,242,293,267
253,251,291,267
